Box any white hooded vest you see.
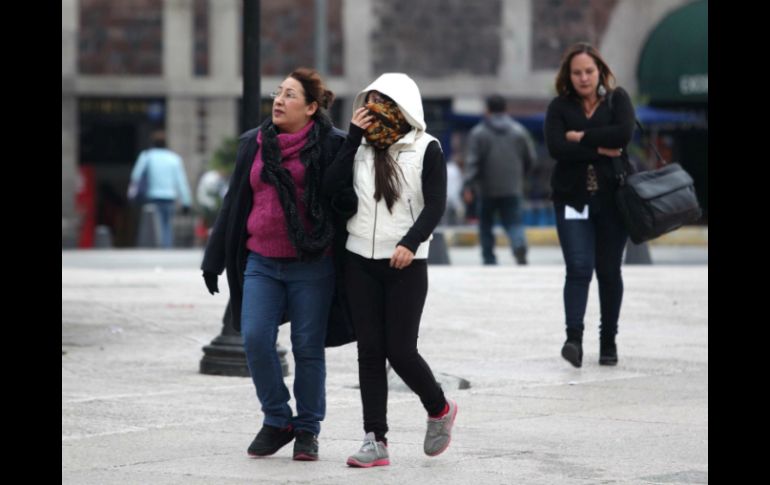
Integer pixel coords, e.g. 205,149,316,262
345,73,439,259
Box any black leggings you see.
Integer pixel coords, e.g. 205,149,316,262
344,251,446,442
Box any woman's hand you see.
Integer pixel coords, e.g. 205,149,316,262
598,147,623,157
390,245,415,269
566,131,584,143
351,107,375,130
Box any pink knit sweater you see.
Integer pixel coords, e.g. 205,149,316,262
246,121,315,258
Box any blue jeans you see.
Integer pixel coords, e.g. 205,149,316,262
479,196,527,264
555,195,628,336
147,199,175,248
241,251,335,436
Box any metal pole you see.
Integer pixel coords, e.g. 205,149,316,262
314,0,328,75
242,0,261,131
201,1,288,378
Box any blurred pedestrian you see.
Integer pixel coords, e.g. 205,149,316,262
464,95,536,265
128,130,192,248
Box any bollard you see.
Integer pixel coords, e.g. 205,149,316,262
428,230,451,265
94,225,113,249
625,240,653,265
136,205,162,248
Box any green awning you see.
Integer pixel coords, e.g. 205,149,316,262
637,0,708,104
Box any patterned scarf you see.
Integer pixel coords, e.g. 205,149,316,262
363,100,412,149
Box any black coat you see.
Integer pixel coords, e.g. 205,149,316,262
544,87,636,211
201,118,356,347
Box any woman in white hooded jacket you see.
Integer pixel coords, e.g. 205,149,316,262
323,73,457,468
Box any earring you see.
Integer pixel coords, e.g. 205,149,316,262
597,84,607,97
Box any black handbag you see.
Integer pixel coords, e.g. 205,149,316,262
612,121,702,244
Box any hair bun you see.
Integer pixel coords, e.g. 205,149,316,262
321,89,335,109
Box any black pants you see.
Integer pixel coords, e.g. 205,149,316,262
344,251,446,442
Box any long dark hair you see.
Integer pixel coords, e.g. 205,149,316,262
555,43,616,99
367,92,410,213
374,150,405,213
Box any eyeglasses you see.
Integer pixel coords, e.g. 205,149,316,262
270,90,301,101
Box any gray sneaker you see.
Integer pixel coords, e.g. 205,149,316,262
424,399,458,456
346,432,390,468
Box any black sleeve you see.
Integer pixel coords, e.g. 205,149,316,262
201,136,252,274
544,99,601,163
322,124,365,196
398,141,447,253
580,88,636,148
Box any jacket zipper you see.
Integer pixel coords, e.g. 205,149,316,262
408,199,415,222
372,203,378,258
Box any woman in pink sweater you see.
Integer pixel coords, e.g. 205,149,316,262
201,68,348,462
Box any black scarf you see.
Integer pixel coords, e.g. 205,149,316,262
258,115,334,261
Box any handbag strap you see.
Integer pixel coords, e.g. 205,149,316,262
633,119,668,167
612,156,628,186
607,89,669,185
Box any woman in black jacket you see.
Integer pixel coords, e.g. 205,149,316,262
200,68,349,461
544,43,636,368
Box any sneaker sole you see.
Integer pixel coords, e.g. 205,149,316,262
426,400,458,457
293,453,318,461
248,449,283,458
599,359,618,366
347,457,390,467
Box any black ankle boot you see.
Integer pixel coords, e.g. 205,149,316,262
599,334,618,366
514,246,528,265
561,328,583,368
